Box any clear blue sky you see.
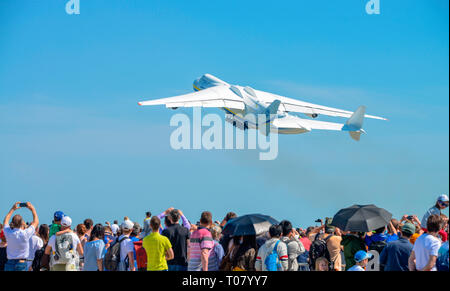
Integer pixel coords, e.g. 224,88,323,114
0,0,448,227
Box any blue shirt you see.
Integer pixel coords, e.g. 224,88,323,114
208,240,224,271
437,241,449,272
104,234,115,247
83,240,105,271
379,237,413,271
347,265,365,271
365,232,399,247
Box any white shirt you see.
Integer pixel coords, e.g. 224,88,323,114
3,225,35,260
28,235,44,261
413,233,441,271
111,224,119,235
118,235,134,263
48,232,81,256
347,265,365,271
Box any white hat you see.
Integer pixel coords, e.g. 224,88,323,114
61,216,72,227
438,194,449,202
111,224,119,235
121,220,134,230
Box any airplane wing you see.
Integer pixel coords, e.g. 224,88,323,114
273,116,344,131
138,86,245,110
273,106,369,141
254,89,387,121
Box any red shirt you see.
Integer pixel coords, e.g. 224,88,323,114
0,230,5,242
438,230,448,242
300,237,311,251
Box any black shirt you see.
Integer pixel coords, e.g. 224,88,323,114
162,224,190,266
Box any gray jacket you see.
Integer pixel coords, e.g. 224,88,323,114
280,236,306,271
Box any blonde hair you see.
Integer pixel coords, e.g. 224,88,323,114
210,225,222,241
315,257,329,271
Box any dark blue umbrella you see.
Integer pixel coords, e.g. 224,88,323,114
222,214,279,236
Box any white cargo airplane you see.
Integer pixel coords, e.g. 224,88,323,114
138,74,387,140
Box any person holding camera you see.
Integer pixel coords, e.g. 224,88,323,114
2,202,39,271
279,220,305,271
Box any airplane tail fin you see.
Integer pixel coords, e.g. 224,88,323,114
266,99,281,115
258,100,281,136
342,106,366,141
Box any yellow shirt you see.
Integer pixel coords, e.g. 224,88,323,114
142,232,172,271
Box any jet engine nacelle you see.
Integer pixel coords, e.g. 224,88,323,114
225,115,248,130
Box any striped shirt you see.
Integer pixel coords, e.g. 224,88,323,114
208,240,224,271
188,227,214,271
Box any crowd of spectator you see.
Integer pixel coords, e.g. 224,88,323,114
0,194,448,272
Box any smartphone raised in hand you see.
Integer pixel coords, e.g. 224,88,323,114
19,202,28,208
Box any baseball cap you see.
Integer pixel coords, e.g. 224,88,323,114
354,250,373,262
401,222,416,236
121,220,134,231
54,211,65,221
61,216,72,227
438,194,449,203
324,217,335,232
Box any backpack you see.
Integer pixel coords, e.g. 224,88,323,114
104,236,128,271
368,239,387,255
265,240,281,271
133,241,147,271
368,239,387,271
52,233,76,265
309,234,333,270
32,244,46,271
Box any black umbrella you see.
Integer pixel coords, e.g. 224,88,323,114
330,204,392,232
222,214,279,236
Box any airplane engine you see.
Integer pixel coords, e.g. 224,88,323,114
225,115,248,130
305,113,319,118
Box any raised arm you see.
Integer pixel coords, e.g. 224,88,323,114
387,220,396,235
157,207,175,220
178,210,191,229
3,202,20,227
26,202,39,230
412,215,422,228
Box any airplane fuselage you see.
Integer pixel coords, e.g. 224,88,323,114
193,74,307,134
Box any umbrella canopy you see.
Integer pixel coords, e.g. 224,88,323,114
222,214,279,236
330,204,392,232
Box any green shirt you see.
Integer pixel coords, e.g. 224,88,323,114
142,232,172,271
49,223,61,237
341,234,366,270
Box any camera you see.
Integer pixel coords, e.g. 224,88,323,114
315,219,322,223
